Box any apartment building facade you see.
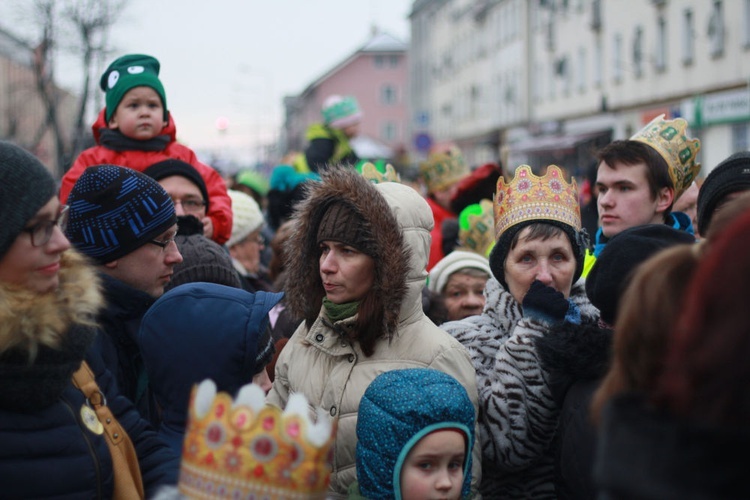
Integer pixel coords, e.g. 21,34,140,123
409,0,750,177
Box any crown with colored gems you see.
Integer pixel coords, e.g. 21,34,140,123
459,199,495,257
494,165,581,239
420,147,469,193
630,114,701,200
178,380,336,500
358,161,401,184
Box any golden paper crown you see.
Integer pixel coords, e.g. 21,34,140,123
494,165,581,240
359,161,401,184
178,380,335,500
630,114,701,200
459,199,495,257
420,147,469,193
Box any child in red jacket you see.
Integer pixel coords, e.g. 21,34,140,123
60,54,232,244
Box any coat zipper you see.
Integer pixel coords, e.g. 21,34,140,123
61,395,103,499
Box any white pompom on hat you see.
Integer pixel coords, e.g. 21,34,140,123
428,250,492,294
227,189,264,248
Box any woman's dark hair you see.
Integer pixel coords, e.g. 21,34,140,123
654,210,750,427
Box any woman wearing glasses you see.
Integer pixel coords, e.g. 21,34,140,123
0,142,178,497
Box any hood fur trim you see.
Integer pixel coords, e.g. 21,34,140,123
284,167,409,336
0,250,103,358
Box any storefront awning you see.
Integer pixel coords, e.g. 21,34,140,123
508,131,605,153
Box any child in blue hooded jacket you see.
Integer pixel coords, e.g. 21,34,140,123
351,368,476,500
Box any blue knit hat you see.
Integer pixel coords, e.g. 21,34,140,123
356,368,475,500
66,165,177,264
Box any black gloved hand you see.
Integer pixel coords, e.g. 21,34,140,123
522,280,570,324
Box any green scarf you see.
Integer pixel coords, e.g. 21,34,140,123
323,297,359,323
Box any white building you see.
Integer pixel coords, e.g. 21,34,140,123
409,0,750,177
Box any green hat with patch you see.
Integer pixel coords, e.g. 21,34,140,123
100,54,168,123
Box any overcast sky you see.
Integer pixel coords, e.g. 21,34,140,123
4,0,412,164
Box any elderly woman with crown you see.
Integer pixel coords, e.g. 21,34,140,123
442,165,600,498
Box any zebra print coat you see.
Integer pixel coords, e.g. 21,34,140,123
442,277,599,499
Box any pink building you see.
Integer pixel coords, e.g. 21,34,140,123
283,31,409,161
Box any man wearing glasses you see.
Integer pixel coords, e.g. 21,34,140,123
144,159,213,238
65,165,182,423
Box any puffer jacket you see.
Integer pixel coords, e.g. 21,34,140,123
266,167,482,498
442,277,599,499
0,250,178,498
59,109,232,244
138,282,284,455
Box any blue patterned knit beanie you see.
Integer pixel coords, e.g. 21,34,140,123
66,165,177,263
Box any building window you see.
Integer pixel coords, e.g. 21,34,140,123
613,33,623,82
655,16,667,71
594,39,603,87
389,55,399,67
381,121,398,142
708,1,725,57
381,84,397,105
577,47,586,92
682,9,695,64
733,123,749,152
374,55,385,68
633,26,644,77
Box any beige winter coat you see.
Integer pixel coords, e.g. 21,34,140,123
266,168,481,498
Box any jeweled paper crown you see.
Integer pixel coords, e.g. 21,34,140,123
630,114,701,200
420,147,469,193
359,161,401,184
494,165,581,239
178,380,335,500
459,199,495,257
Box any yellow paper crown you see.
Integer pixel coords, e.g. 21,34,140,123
359,162,401,184
420,147,469,193
630,114,701,200
178,380,335,500
459,199,495,257
494,165,581,239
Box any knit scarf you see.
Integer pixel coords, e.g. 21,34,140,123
99,128,170,152
323,297,359,323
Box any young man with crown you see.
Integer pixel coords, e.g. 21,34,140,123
584,114,701,276
442,165,600,498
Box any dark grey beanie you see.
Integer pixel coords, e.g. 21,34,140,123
0,141,57,259
697,151,750,235
165,233,241,292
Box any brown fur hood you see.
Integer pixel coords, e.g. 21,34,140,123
284,166,434,336
0,249,103,357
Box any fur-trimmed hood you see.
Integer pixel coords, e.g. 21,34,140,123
0,249,103,358
284,167,432,337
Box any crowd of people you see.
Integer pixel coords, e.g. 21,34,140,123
1,51,749,500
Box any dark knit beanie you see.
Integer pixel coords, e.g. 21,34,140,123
66,165,177,264
586,224,695,325
696,151,750,235
101,54,167,123
316,201,375,256
489,219,588,291
0,141,57,259
165,234,241,292
143,159,210,211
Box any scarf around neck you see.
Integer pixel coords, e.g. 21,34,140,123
99,128,170,152
323,297,359,323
